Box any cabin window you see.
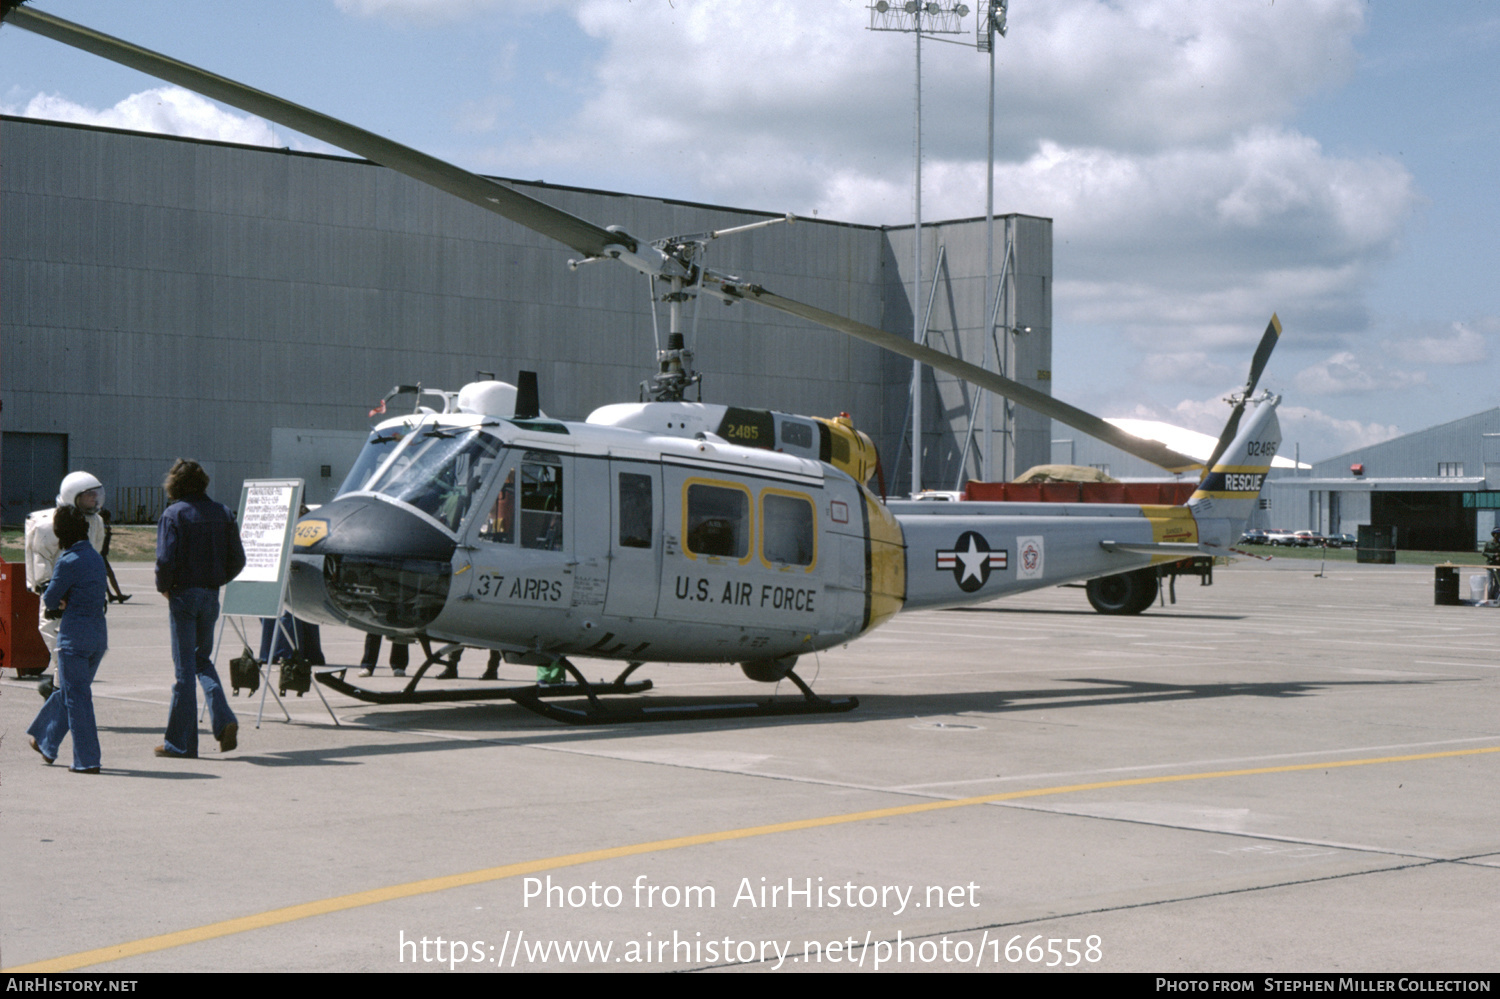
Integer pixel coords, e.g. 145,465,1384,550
520,453,564,550
685,484,750,559
762,492,815,566
618,472,653,549
780,420,813,449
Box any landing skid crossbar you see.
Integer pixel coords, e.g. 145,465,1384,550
314,666,652,705
313,658,857,724
508,658,858,726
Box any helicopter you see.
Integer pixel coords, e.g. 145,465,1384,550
2,3,1286,724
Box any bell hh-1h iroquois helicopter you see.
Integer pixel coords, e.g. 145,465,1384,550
4,3,1286,723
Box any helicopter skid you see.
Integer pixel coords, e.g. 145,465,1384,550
313,662,857,724
313,667,652,706
508,659,858,726
508,690,859,726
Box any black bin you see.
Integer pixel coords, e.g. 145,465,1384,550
1435,566,1461,605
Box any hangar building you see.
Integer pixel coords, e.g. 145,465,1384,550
1263,408,1500,552
1,116,1053,521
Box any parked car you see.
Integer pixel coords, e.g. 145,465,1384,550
1240,529,1270,545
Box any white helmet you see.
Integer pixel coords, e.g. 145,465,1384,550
57,471,104,509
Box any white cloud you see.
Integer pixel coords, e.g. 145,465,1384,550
991,130,1417,339
1385,319,1493,367
1135,352,1235,386
1148,397,1243,437
1,87,285,147
483,0,1414,363
1119,396,1401,459
496,1,1372,195
1293,351,1427,396
547,0,1365,169
987,0,1364,154
1276,404,1403,457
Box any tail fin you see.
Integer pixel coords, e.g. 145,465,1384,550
1187,393,1281,547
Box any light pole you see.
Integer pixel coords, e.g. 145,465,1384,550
869,1,970,496
978,1,1007,482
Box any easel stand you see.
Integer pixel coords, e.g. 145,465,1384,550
215,478,340,729
213,613,339,728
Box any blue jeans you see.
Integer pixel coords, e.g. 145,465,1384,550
28,647,105,771
163,588,236,757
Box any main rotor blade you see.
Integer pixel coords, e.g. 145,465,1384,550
708,277,1202,474
1202,314,1283,472
2,4,624,260
1243,313,1282,398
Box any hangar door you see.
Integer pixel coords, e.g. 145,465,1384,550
2,433,67,526
1371,492,1472,552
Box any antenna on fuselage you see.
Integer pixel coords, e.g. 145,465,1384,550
514,371,540,420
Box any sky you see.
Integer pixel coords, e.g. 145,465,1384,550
2,0,1497,462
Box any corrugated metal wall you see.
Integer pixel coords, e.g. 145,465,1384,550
1309,408,1500,481
883,212,1054,492
1,117,1052,520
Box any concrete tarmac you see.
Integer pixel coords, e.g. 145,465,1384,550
2,559,1497,973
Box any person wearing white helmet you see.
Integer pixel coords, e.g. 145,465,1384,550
24,472,107,685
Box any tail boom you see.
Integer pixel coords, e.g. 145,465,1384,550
1187,394,1282,549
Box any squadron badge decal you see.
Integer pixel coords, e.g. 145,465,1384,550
936,531,1008,593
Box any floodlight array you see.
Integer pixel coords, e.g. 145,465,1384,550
869,1,970,34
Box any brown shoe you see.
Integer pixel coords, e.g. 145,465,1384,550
218,722,239,753
70,767,101,775
29,737,54,765
154,745,196,759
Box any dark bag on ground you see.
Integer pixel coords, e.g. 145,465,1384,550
229,646,260,696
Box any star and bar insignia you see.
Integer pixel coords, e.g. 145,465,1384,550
935,531,1008,592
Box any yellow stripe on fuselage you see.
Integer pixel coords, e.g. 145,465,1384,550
863,486,905,632
1141,504,1199,564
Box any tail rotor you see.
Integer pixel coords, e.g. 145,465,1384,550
1202,314,1282,475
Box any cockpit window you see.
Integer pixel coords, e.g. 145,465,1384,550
369,428,502,532
479,469,515,544
337,424,416,497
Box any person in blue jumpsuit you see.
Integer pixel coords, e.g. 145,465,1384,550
27,505,108,774
155,459,246,759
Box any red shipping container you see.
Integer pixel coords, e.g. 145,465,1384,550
1039,482,1081,502
1082,483,1126,503
0,557,51,676
1001,482,1042,502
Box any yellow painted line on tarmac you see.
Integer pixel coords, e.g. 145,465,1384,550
9,743,1500,973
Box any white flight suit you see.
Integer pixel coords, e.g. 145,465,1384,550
23,506,105,668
